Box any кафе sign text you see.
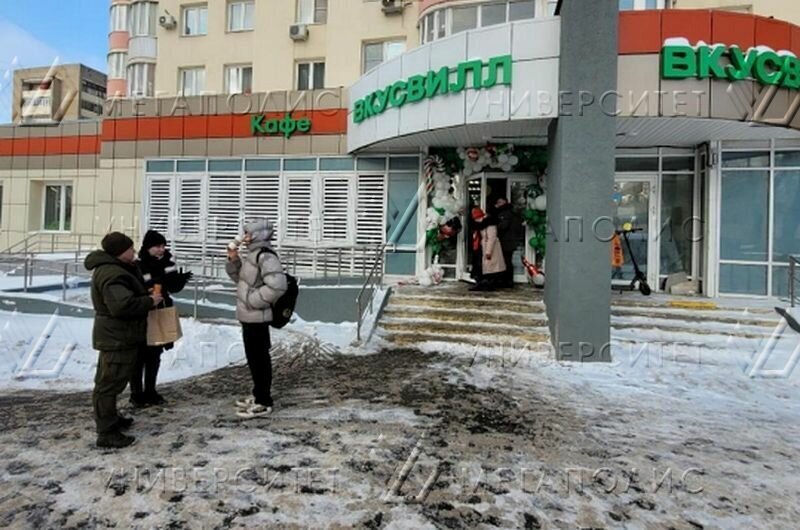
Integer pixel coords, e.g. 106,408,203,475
352,55,513,124
662,38,800,89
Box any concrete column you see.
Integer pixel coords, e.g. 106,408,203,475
545,0,618,362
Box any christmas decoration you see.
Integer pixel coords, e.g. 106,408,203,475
418,255,445,287
523,171,548,263
456,144,520,176
424,155,462,256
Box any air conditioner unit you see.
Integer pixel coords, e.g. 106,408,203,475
381,0,404,14
290,24,309,41
159,12,177,30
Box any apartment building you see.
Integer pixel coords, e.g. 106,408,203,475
11,65,106,125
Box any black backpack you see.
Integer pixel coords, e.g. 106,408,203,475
256,248,299,329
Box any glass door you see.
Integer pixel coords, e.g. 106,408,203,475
458,174,486,281
612,176,659,290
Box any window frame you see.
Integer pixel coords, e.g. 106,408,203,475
296,0,328,25
227,0,255,32
110,3,129,33
108,52,127,79
296,61,326,90
129,0,157,37
179,67,207,96
224,64,253,95
128,62,155,98
42,183,73,233
182,4,209,37
362,39,407,74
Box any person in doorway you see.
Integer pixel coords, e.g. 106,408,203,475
469,208,507,292
85,232,163,448
130,230,193,408
469,206,485,283
226,219,288,419
493,197,520,288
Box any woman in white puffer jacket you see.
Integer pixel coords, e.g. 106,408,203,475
226,219,288,419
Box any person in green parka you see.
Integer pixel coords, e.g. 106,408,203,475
84,232,163,449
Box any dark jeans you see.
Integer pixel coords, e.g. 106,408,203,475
93,351,135,435
241,322,274,407
130,346,163,397
502,249,515,287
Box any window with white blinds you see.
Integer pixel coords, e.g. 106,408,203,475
356,174,386,247
321,177,352,243
177,177,203,238
145,178,172,235
244,174,280,234
284,177,313,242
208,174,242,241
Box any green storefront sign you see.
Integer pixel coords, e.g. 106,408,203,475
353,54,513,124
251,114,312,138
662,42,800,90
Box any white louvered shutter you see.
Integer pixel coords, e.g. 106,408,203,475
244,174,280,231
145,177,173,237
177,177,203,240
356,174,386,247
284,177,313,242
321,176,352,244
208,174,242,242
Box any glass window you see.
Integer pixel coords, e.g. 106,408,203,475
662,156,695,171
228,1,254,31
719,264,767,295
225,65,253,94
389,157,420,171
128,63,155,97
147,160,175,173
183,5,208,36
309,64,325,89
357,157,386,171
720,170,769,262
773,266,791,298
209,159,242,172
615,157,658,172
722,151,770,168
130,1,157,36
660,174,694,275
177,160,206,172
773,170,800,263
619,0,635,9
245,159,280,172
43,184,72,232
284,158,317,171
546,0,558,15
108,52,127,79
180,67,206,96
481,3,507,26
362,40,406,74
509,0,535,21
297,62,325,90
110,4,128,32
296,0,327,24
775,151,800,167
320,157,355,171
452,6,478,34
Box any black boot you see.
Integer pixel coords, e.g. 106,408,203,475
97,431,135,449
114,416,134,430
144,348,165,406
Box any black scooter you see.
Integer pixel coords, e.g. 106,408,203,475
775,307,800,334
616,225,652,296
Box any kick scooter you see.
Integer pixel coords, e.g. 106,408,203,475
616,223,652,296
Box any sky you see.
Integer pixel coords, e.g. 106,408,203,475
0,1,108,124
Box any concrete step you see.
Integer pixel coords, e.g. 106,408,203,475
610,306,780,328
383,305,547,326
380,329,552,350
389,294,544,314
379,316,548,337
610,315,777,339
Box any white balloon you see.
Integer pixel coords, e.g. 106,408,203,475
534,195,547,211
533,273,545,287
498,154,509,164
509,156,519,166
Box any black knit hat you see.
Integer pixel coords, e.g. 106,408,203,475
141,230,168,250
101,232,135,257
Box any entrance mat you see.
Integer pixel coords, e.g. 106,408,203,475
666,300,719,310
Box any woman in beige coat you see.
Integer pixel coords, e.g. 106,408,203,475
470,208,507,292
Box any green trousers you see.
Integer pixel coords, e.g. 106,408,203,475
92,350,136,435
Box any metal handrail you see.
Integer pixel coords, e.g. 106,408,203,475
355,242,394,343
790,255,799,308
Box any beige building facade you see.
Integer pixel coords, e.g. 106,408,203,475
12,65,106,125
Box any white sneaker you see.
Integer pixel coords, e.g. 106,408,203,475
235,397,255,408
236,404,273,419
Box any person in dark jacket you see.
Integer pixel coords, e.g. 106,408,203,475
493,197,521,288
85,232,163,449
130,230,192,407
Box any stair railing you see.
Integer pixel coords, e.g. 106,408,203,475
356,242,394,343
790,255,799,308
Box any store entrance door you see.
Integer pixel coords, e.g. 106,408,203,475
612,175,659,291
458,173,533,283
